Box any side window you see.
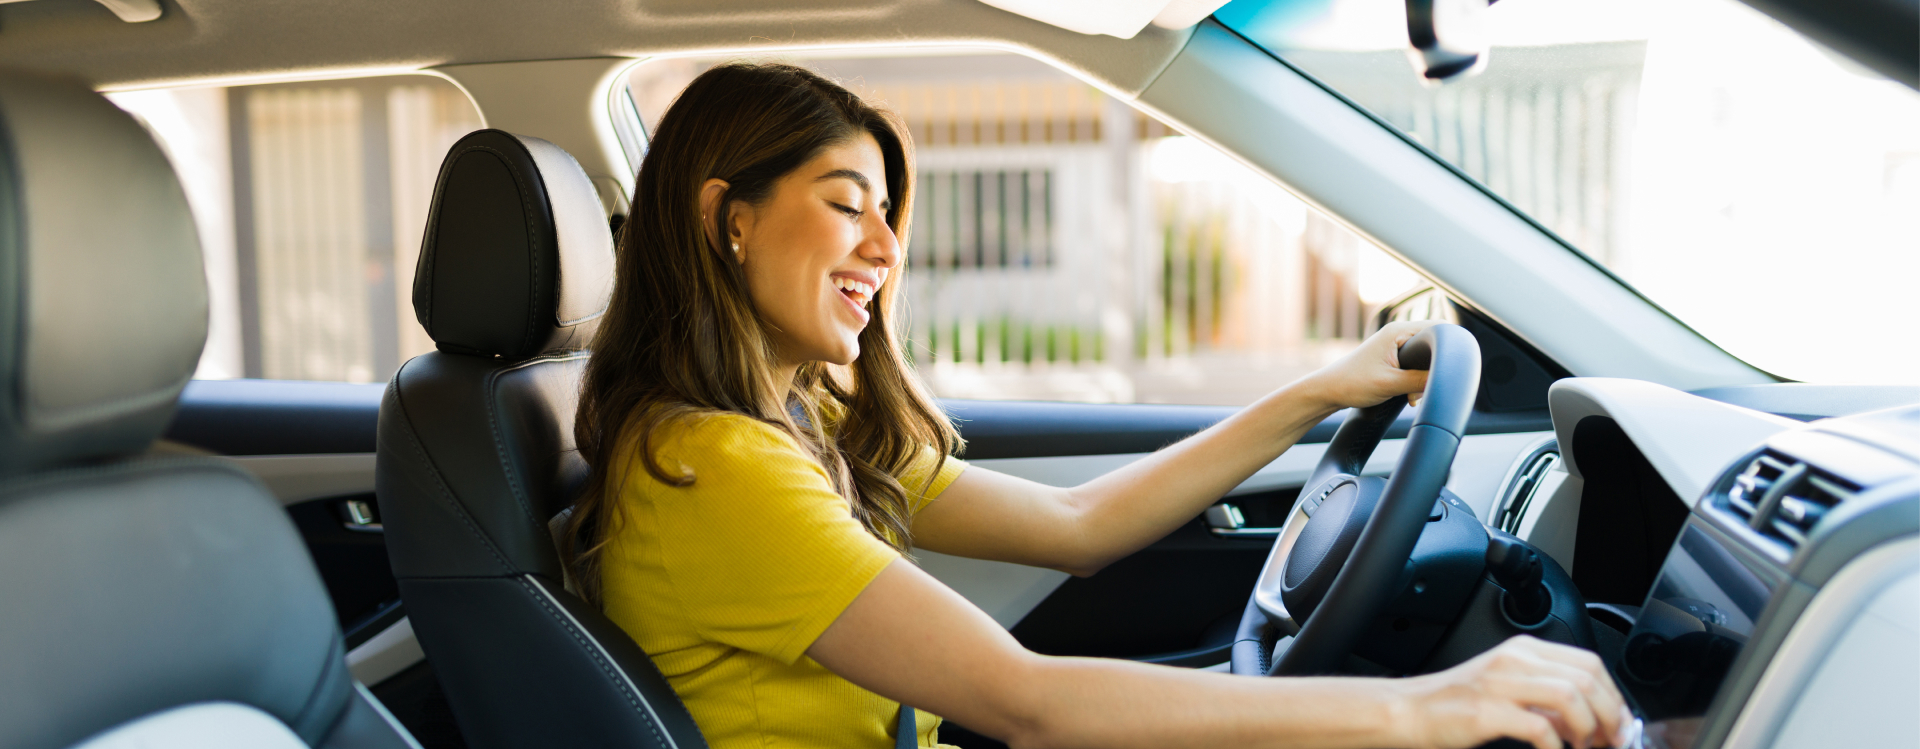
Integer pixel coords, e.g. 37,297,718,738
110,75,483,383
625,53,1428,407
630,53,1425,406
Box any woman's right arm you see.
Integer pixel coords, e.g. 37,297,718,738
809,558,1631,749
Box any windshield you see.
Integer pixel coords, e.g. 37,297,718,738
1217,0,1920,385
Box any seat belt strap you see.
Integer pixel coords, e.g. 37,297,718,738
896,704,916,749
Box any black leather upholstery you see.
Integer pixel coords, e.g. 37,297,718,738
413,129,613,359
0,72,417,748
379,129,707,748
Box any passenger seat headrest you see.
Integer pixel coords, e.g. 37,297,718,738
414,129,615,360
0,73,208,476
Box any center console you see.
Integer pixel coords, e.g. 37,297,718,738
1614,408,1920,748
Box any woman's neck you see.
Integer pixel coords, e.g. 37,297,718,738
771,360,802,401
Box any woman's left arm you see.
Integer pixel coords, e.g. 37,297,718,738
912,320,1438,576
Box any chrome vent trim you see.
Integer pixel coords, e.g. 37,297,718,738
1721,451,1858,552
1727,452,1791,520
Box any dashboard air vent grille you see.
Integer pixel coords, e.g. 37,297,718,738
1770,474,1853,546
1723,451,1857,551
1727,453,1790,521
1498,449,1561,534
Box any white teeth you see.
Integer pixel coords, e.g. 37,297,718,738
832,277,875,306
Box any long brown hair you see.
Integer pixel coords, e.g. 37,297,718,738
564,62,960,604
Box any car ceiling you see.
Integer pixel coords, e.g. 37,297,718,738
0,0,1190,97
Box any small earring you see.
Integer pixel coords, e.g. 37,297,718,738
731,241,742,259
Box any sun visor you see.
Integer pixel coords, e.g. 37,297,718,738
977,0,1233,39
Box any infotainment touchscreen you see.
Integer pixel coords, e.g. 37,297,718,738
1619,520,1780,735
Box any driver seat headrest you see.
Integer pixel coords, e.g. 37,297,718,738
413,129,615,360
0,72,208,477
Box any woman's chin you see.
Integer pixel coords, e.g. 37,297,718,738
828,346,860,366
812,340,860,367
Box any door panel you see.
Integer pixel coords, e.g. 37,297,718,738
959,431,1549,663
942,440,1411,633
283,494,397,640
946,397,1550,459
170,379,381,455
227,454,376,503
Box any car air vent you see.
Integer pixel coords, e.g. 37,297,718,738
1724,451,1858,550
1726,452,1790,521
1498,449,1561,534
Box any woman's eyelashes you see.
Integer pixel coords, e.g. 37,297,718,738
829,201,865,221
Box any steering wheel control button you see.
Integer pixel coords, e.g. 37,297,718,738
1280,477,1386,621
1296,476,1346,519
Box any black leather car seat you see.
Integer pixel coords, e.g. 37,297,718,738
376,129,707,749
0,73,420,749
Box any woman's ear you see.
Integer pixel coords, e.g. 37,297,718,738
725,203,753,264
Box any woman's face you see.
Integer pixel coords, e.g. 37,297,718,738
713,133,901,370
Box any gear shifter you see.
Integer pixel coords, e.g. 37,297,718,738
1486,536,1553,627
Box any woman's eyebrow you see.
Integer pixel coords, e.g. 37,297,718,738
815,168,889,211
815,168,871,191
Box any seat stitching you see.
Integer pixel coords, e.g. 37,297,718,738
388,376,515,572
483,351,591,529
481,364,536,528
516,575,675,748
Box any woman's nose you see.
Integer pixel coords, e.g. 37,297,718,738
860,217,902,269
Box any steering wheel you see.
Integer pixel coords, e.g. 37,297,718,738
1232,323,1481,676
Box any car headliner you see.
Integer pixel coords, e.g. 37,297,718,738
0,0,1188,98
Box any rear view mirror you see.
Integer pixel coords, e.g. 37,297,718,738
1404,0,1492,82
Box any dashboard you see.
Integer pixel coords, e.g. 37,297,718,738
1499,379,1920,749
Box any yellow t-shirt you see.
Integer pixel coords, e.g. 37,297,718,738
600,412,967,749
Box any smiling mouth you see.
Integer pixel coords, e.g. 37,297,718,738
833,276,876,308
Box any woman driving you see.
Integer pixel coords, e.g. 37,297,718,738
564,61,1631,749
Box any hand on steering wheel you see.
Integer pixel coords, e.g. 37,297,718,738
1299,320,1441,412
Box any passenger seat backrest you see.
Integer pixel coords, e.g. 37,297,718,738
377,129,707,749
0,72,418,749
